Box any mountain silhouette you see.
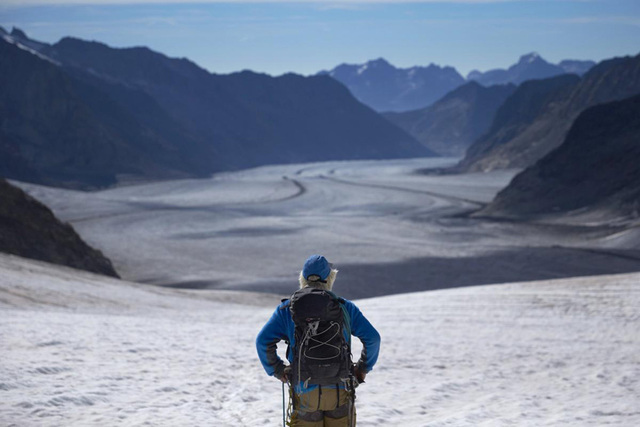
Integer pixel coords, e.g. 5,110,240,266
0,36,200,188
480,94,640,219
0,30,432,188
320,58,466,112
384,81,516,156
458,53,640,172
466,52,592,86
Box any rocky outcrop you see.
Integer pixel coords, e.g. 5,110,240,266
480,94,640,219
0,178,118,276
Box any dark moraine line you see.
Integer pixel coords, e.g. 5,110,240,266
72,176,307,223
268,176,306,202
319,174,486,208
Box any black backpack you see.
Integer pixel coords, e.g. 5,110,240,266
289,287,352,386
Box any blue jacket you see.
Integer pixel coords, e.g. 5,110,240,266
256,295,380,394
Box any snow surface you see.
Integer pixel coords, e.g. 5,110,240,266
1,253,639,426
14,158,640,299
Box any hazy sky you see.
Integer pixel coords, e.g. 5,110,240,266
1,1,639,77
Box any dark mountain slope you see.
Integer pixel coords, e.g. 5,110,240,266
43,38,433,168
212,71,439,164
0,37,206,188
563,55,640,114
2,30,432,189
319,58,466,112
0,178,118,276
458,53,640,172
480,94,640,218
384,82,516,156
457,74,581,171
62,66,214,173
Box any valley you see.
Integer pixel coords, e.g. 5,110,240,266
16,158,640,300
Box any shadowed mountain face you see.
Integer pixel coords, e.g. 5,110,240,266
44,37,434,166
319,58,466,112
383,82,516,156
321,54,593,114
480,94,640,219
457,74,581,172
0,178,118,277
0,37,206,189
1,31,432,189
467,53,593,87
458,53,640,172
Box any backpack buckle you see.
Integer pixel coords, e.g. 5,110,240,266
308,320,320,335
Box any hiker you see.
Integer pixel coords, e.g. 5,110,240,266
256,255,380,426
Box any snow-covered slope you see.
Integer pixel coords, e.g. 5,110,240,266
2,253,638,426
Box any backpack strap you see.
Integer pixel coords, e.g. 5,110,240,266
325,291,352,346
279,298,290,311
340,303,352,347
319,290,352,346
279,298,291,358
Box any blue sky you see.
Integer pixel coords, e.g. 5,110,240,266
1,1,639,77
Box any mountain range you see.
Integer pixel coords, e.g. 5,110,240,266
466,53,595,87
0,27,432,189
3,25,638,226
318,58,466,113
457,53,640,172
480,93,640,220
0,33,205,188
383,81,516,156
322,53,594,113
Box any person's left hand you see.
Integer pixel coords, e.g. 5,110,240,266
354,364,366,384
279,365,292,383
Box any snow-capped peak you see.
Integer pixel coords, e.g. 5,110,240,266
520,52,541,64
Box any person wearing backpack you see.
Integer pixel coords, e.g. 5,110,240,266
256,255,381,426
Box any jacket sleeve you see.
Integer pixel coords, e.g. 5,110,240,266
256,304,289,378
345,300,380,373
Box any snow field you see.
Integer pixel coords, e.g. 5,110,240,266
1,254,639,426
358,278,640,426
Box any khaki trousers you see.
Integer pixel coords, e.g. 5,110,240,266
290,385,355,427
